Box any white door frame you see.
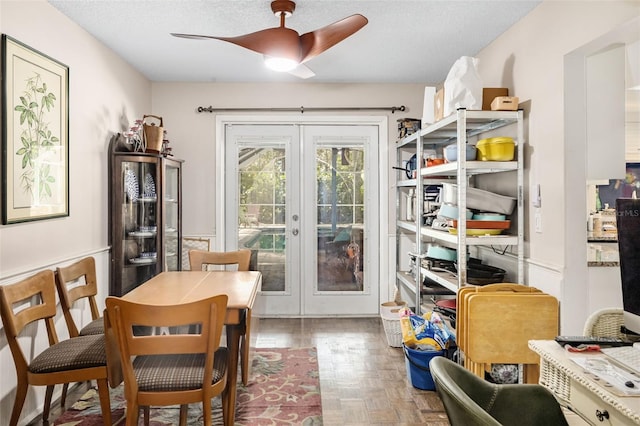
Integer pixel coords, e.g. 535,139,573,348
215,114,389,316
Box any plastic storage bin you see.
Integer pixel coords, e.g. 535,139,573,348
403,344,445,390
444,143,477,162
441,183,516,215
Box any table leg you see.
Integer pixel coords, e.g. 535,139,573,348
242,308,251,386
524,363,540,384
225,322,242,426
104,310,123,388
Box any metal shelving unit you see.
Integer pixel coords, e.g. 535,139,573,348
395,109,525,313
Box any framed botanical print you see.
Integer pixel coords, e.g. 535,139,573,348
1,35,69,224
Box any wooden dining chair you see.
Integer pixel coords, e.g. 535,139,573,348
55,256,104,338
0,270,111,426
189,249,251,272
182,237,211,270
188,248,253,385
55,256,105,407
105,294,230,426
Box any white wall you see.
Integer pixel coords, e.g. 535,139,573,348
0,1,151,424
0,0,151,278
476,0,640,333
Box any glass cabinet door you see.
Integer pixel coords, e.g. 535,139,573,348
164,162,180,271
121,160,159,294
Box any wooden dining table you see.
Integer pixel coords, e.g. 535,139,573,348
105,270,262,426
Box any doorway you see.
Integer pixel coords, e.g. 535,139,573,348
564,16,640,333
219,118,384,317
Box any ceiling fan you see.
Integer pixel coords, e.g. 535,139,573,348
171,0,368,79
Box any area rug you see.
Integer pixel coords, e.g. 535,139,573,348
54,347,322,425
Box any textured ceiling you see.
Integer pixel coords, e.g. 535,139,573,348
48,0,541,83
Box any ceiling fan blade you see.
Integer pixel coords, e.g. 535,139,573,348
298,14,368,63
287,63,315,79
172,27,302,61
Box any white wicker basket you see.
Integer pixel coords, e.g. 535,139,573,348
382,315,403,347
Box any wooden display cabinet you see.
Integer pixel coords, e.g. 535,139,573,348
108,150,183,296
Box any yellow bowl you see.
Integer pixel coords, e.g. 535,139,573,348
476,137,515,161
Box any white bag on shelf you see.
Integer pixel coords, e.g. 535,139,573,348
422,86,436,126
443,56,483,117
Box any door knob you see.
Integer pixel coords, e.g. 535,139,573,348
292,228,299,236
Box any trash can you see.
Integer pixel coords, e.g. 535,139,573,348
403,343,444,390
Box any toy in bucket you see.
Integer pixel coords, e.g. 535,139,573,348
143,115,164,153
399,308,456,389
399,308,455,351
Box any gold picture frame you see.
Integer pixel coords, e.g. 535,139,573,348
2,35,69,224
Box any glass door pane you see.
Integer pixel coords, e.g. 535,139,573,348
164,163,180,270
225,124,300,316
122,160,158,293
238,147,286,292
317,147,365,291
302,125,379,316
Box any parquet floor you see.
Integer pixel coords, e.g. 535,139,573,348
37,317,449,426
254,317,450,426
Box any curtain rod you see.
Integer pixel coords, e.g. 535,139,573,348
196,105,406,114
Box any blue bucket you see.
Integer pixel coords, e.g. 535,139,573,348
403,343,444,390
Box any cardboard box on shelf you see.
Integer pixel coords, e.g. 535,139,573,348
397,118,421,139
482,88,509,110
434,88,445,121
491,96,519,111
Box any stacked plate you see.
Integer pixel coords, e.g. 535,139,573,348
124,169,138,202
446,219,511,236
143,173,157,199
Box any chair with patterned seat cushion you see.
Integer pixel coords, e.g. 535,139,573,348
55,256,106,407
55,256,104,338
105,294,229,426
0,270,111,426
188,248,253,386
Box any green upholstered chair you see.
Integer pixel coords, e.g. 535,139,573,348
429,356,569,426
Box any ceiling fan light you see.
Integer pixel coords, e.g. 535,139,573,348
264,56,299,72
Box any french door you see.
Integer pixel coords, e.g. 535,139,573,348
223,122,380,316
